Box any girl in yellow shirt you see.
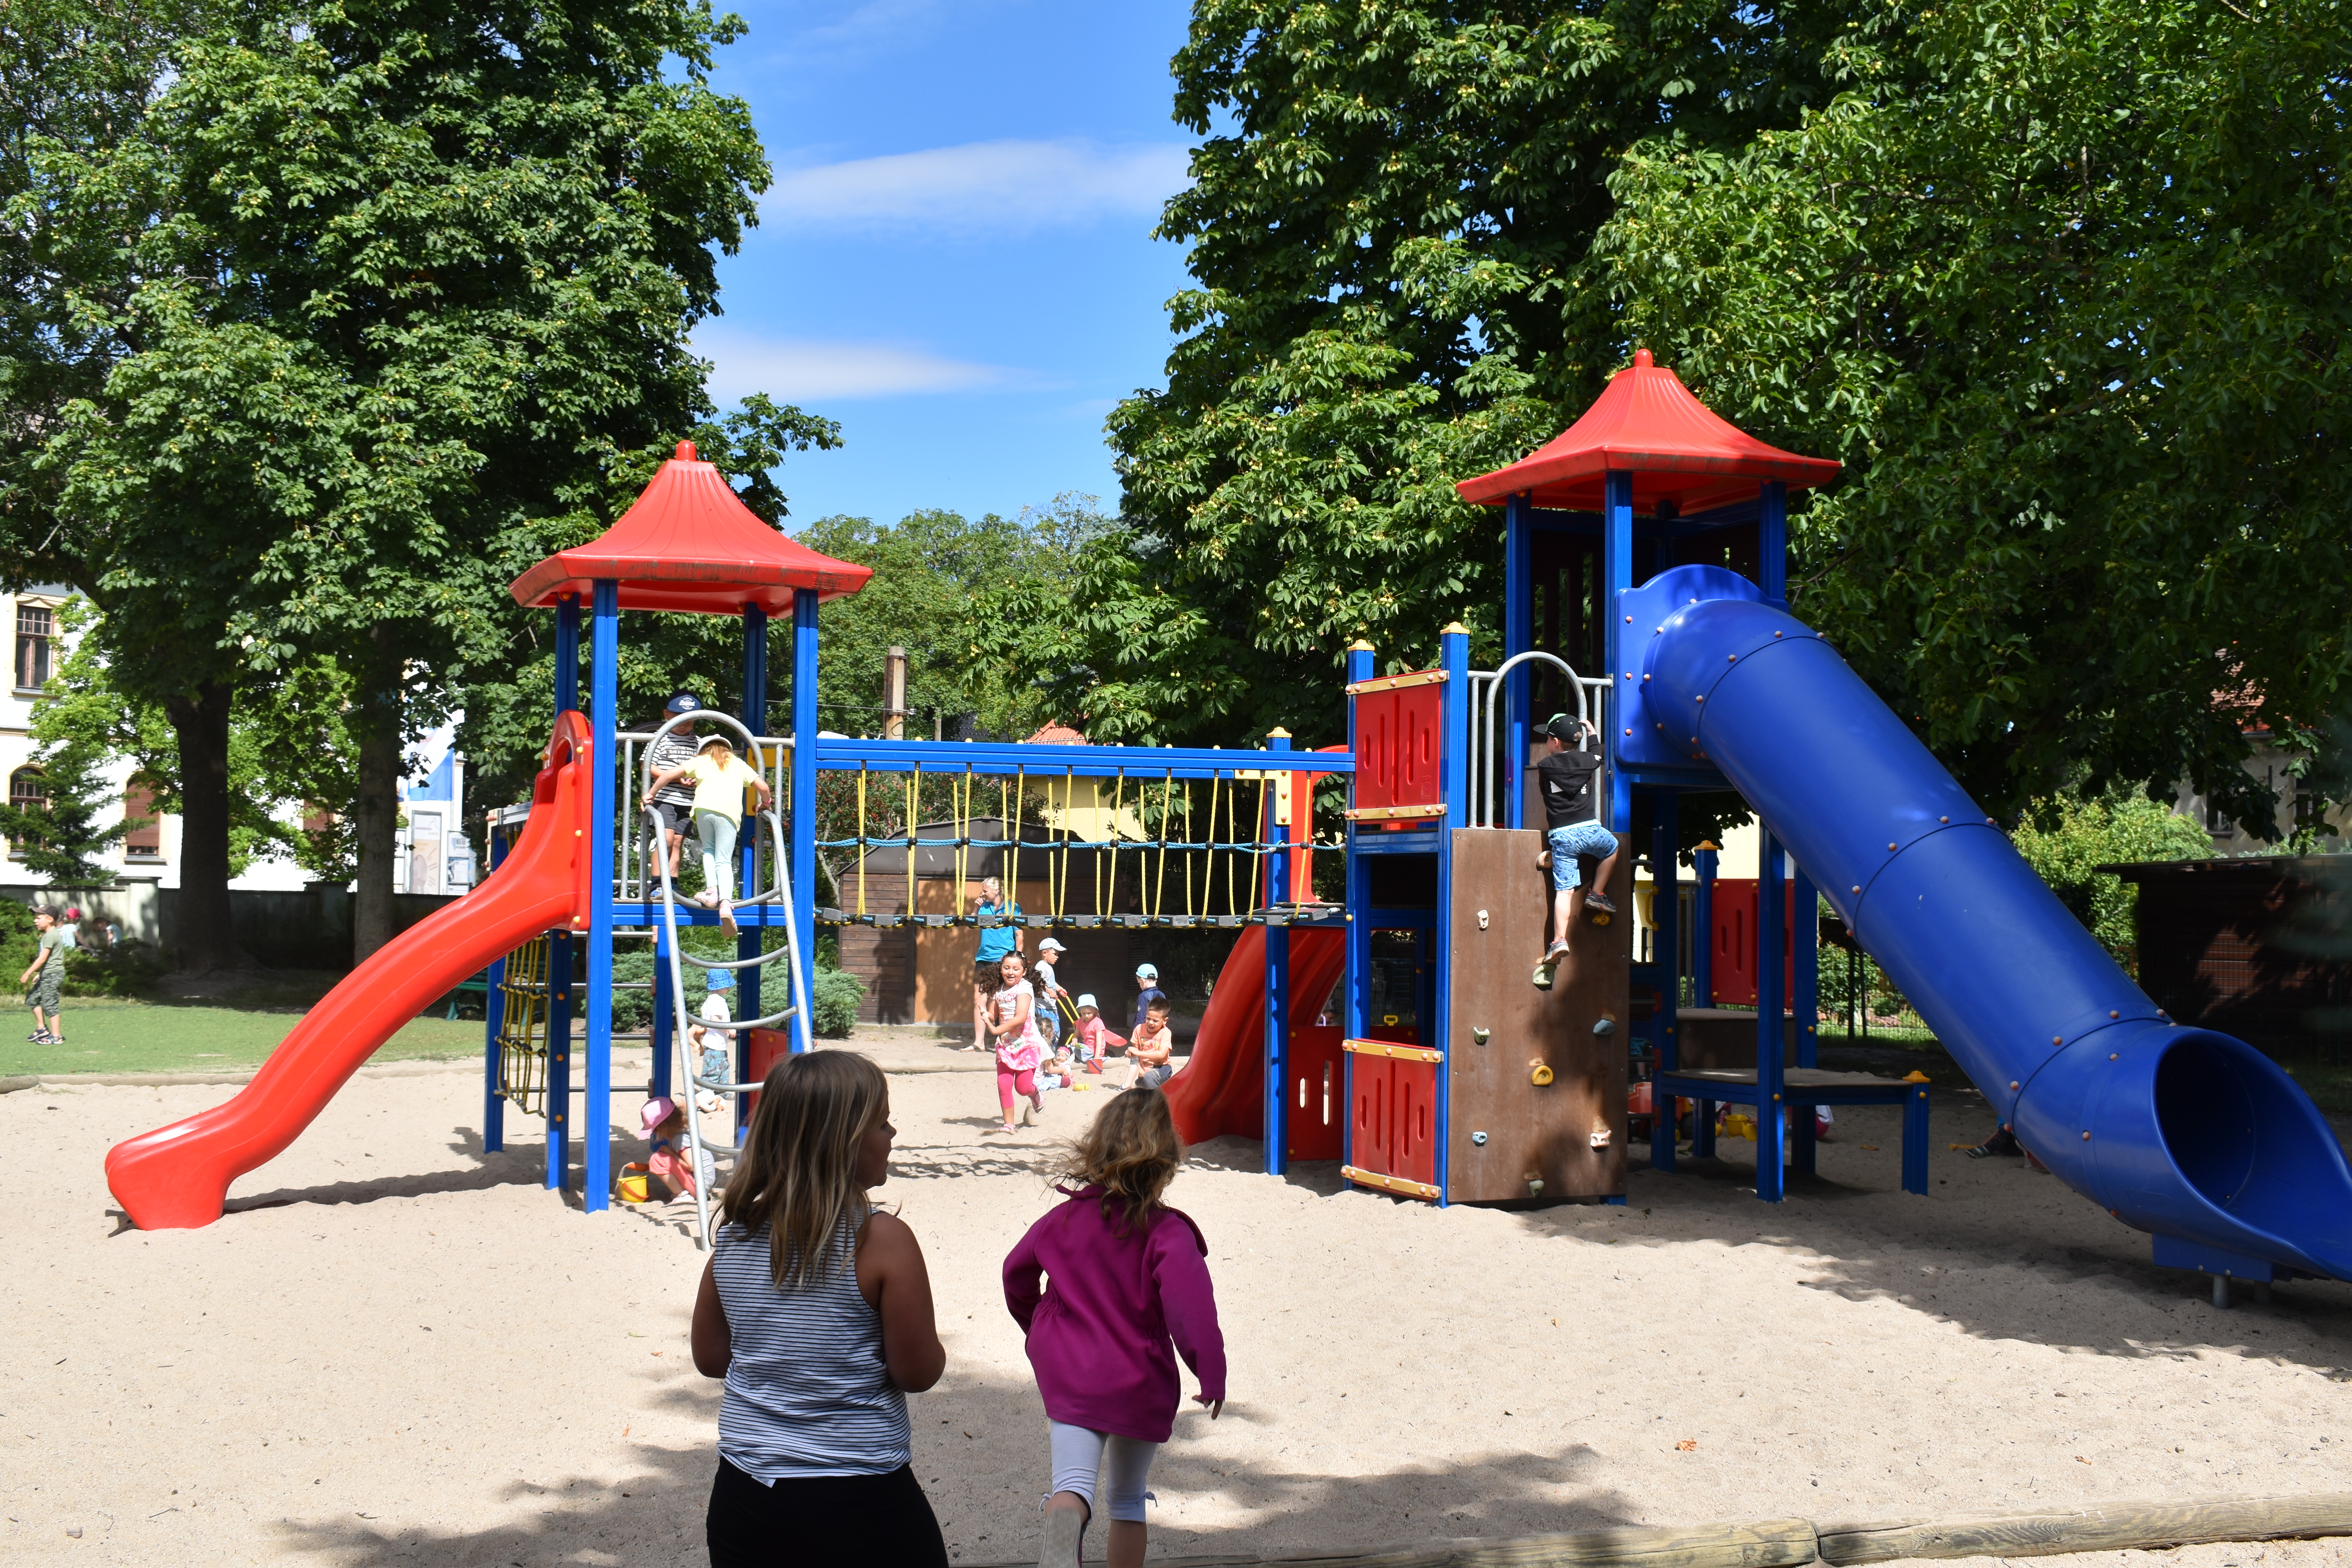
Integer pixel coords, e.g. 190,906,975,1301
646,735,773,934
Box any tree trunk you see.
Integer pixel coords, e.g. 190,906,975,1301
162,680,251,974
351,709,402,964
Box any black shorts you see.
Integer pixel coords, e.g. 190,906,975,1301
974,957,1005,993
650,798,693,835
706,1457,947,1568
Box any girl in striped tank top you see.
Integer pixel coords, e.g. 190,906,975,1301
692,1050,948,1567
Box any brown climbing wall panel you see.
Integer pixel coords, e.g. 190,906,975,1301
1445,828,1630,1203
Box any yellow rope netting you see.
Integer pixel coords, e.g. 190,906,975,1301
495,936,550,1115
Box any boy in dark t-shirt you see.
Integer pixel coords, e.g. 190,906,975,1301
1533,713,1621,986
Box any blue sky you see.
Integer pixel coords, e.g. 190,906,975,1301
693,1,1200,530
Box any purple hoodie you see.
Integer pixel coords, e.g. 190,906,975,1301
1003,1185,1227,1443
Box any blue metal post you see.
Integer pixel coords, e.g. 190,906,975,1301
651,918,673,1102
481,817,511,1154
1602,471,1633,831
546,596,580,1191
1790,861,1819,1174
1264,729,1292,1176
1760,481,1788,606
1504,493,1533,830
583,579,618,1212
1693,842,1718,1008
790,590,820,1051
1647,791,1681,1173
1756,828,1787,1200
1342,642,1374,1173
1435,622,1470,1205
738,602,768,1145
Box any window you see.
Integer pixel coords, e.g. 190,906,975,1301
122,779,162,860
14,604,51,691
7,766,46,858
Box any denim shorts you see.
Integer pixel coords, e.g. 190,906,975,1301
1548,821,1619,891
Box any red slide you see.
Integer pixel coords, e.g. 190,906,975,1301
106,715,595,1231
1163,926,1347,1145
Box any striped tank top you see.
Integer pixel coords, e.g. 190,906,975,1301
713,1216,911,1481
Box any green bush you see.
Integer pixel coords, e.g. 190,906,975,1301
812,966,865,1038
2009,790,2212,975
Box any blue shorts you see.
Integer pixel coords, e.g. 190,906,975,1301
1548,822,1619,891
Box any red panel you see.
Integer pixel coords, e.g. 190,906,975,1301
1352,681,1444,813
1709,879,1796,1006
742,1028,794,1123
1349,1052,1437,1185
1285,1025,1345,1161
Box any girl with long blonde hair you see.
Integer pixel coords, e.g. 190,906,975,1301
1003,1087,1227,1568
691,1050,947,1566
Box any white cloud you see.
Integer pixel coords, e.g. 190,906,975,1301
695,329,1018,402
764,138,1192,235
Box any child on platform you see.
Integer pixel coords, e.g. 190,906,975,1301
1004,1087,1225,1568
644,733,772,937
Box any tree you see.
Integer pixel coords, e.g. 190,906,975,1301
3,0,786,967
989,0,1853,746
2009,790,2215,976
1601,0,2352,831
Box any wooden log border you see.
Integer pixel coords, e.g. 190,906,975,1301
973,1493,2352,1568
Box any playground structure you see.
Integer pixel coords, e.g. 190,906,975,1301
99,361,2352,1295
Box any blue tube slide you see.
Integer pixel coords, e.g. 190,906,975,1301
1633,564,2352,1281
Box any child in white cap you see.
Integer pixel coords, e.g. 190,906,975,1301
1071,995,1118,1076
1131,963,1166,1036
1033,937,1070,1052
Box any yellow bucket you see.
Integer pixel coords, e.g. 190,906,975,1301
617,1163,650,1203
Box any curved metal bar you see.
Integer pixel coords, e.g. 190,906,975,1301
1477,651,1590,829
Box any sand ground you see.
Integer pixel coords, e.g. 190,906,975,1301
7,1045,2352,1566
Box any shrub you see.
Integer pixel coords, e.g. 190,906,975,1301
2010,790,2212,975
812,966,864,1038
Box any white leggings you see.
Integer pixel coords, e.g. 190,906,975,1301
1049,1420,1159,1524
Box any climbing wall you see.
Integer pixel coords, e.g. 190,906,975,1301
1445,828,1630,1203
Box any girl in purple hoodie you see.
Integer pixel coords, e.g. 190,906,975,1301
1004,1087,1226,1568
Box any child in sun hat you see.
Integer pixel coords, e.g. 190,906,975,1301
1071,995,1119,1075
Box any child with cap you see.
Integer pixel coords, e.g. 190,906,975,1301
641,1096,715,1201
1071,995,1119,1075
644,692,703,880
691,969,736,1130
644,733,772,936
1033,937,1070,1052
1131,964,1166,1036
1532,712,1621,989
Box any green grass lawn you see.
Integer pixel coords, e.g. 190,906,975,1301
2,997,486,1078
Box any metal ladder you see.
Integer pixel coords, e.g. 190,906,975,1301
639,707,817,1250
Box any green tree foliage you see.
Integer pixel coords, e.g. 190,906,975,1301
1602,0,2352,831
2,0,785,965
2009,791,2214,974
991,0,1849,745
0,741,127,883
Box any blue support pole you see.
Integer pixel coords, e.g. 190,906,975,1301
1692,842,1718,1008
1756,828,1787,1200
790,590,820,1052
1602,471,1634,832
650,918,674,1103
1790,860,1819,1175
1341,642,1374,1174
1263,730,1292,1176
481,817,511,1154
738,602,768,1142
1435,622,1470,1205
584,579,618,1213
1504,493,1534,830
1646,791,1681,1172
1759,481,1788,607
547,597,580,1191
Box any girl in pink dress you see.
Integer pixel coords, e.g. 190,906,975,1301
987,951,1046,1133
1004,1087,1226,1568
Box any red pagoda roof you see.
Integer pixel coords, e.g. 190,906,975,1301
508,442,873,615
1455,350,1840,514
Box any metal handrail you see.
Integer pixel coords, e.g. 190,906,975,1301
1468,653,1609,828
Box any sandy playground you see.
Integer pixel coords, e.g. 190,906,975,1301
7,1043,2352,1566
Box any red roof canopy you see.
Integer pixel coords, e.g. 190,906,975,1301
508,442,873,615
1455,350,1840,514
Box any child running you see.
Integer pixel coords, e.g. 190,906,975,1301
1004,1087,1226,1568
987,950,1047,1133
692,1050,948,1567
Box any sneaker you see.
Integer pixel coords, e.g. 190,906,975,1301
1039,1506,1086,1568
25,1030,44,1042
1584,892,1618,916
